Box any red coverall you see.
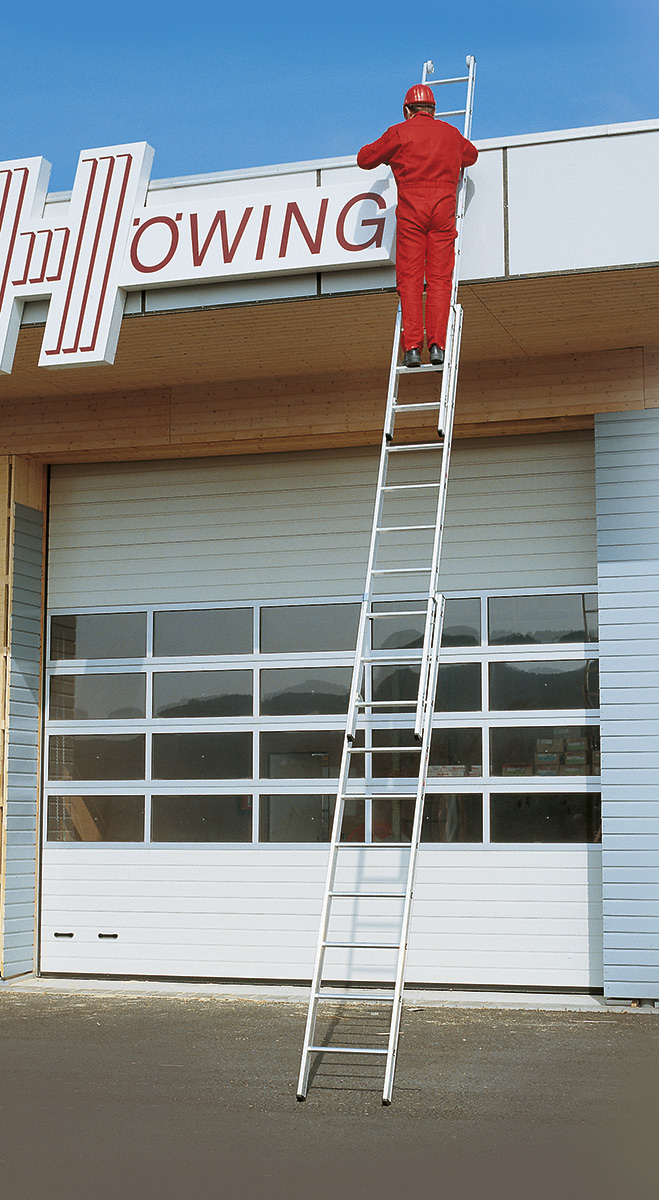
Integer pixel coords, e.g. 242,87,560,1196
357,112,478,352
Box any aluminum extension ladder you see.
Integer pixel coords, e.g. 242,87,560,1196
296,55,476,1106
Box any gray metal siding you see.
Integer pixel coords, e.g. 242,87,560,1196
48,432,597,607
1,504,43,978
595,409,659,1000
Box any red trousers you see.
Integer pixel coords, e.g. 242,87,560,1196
396,190,456,352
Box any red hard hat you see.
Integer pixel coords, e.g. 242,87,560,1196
403,84,436,109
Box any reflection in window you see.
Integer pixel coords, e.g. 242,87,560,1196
50,613,147,660
488,593,598,645
152,732,252,779
489,660,599,710
364,793,483,842
490,793,602,842
48,735,146,781
47,795,145,841
259,794,335,842
436,663,481,711
153,670,252,717
151,794,252,842
260,604,359,653
490,726,600,776
370,597,481,650
153,608,253,657
370,727,482,778
260,731,344,778
260,667,351,715
50,674,146,721
441,598,481,646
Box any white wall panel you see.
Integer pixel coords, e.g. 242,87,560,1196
507,130,659,276
40,845,602,987
595,409,659,1000
48,432,596,609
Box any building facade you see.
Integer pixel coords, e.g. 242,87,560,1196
1,118,658,1001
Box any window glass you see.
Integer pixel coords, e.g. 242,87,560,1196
436,663,481,711
260,604,359,653
260,731,344,778
49,674,146,721
152,732,252,779
372,664,420,703
366,794,483,842
47,795,145,841
370,728,482,778
153,670,252,718
490,726,600,777
259,794,336,842
151,794,252,842
260,667,352,716
488,594,598,645
490,793,602,843
489,660,599,710
371,600,424,650
441,598,481,647
50,613,146,660
48,735,145,781
153,608,253,657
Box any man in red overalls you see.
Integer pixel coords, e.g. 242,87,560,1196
357,84,478,368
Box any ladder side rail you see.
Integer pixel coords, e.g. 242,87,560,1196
297,306,404,1099
382,594,446,1104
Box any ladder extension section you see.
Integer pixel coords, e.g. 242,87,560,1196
296,54,476,1107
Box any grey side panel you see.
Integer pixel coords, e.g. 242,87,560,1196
596,410,659,1000
2,504,43,978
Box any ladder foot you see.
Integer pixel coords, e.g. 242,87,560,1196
382,1098,392,1107
296,1093,307,1102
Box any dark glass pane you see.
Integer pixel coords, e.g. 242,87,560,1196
50,613,146,660
259,794,336,842
490,726,600,777
260,604,359,653
153,608,253,657
441,598,481,646
371,601,424,650
372,664,420,703
260,731,344,778
489,660,599,710
422,794,483,843
151,794,252,842
48,735,145,781
435,663,481,711
47,795,145,841
488,594,598,645
152,732,252,779
260,668,351,715
153,670,252,717
370,727,482,779
490,793,602,843
49,674,146,720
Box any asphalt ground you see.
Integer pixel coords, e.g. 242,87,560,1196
0,986,657,1200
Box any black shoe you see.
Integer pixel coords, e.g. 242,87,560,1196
402,347,421,368
429,344,445,367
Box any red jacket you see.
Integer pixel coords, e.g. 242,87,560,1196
357,111,478,203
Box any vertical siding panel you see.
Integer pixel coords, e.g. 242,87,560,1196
1,504,43,978
596,409,659,1000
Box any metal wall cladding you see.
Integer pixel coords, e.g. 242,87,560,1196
596,408,659,1001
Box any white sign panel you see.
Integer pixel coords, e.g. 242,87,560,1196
0,144,395,374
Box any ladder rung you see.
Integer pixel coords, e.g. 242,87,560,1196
381,482,439,492
307,1046,388,1056
386,443,443,453
396,363,444,374
371,567,432,576
341,792,416,800
361,651,421,661
348,745,421,754
393,401,441,412
315,993,395,1002
427,75,469,85
329,890,406,898
323,940,401,949
377,524,435,532
367,609,427,618
355,699,417,707
436,109,467,117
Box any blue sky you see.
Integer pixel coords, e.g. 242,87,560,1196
3,1,659,190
